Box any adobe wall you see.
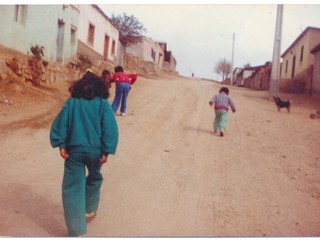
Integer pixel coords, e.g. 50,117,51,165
279,79,306,93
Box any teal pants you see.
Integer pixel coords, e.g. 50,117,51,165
62,152,103,236
214,110,228,131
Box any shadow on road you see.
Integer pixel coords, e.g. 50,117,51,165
184,125,213,135
0,183,66,237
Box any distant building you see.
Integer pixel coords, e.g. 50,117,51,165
125,36,164,67
125,37,177,73
159,42,177,73
235,66,259,87
251,62,272,90
0,5,79,63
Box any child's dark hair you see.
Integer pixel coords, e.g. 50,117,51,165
69,72,109,100
219,87,230,95
114,65,124,73
102,69,110,76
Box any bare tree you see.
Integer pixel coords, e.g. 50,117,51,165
110,13,146,47
214,58,232,81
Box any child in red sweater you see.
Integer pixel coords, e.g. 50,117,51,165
109,65,137,116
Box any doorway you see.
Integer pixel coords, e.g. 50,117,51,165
291,56,296,79
57,19,65,63
104,35,110,61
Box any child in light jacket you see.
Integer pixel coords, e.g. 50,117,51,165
209,87,236,137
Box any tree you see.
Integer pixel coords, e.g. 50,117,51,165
110,13,146,47
214,58,232,81
27,44,48,86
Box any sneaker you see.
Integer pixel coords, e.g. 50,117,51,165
86,212,96,223
220,131,224,137
120,112,126,116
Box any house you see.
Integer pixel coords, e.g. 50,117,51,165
0,5,79,63
124,37,177,74
251,62,272,90
77,5,119,65
125,36,164,68
159,42,177,73
280,26,320,93
234,66,259,87
310,43,320,96
0,4,177,78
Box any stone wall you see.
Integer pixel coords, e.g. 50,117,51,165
279,79,306,93
0,45,177,89
125,54,176,77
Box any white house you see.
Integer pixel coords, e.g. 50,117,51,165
0,5,79,63
77,5,119,64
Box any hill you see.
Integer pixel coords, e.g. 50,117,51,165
0,51,320,236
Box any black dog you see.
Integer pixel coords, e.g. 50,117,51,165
273,96,292,113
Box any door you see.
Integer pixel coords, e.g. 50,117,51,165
57,19,65,63
291,56,296,79
104,35,110,61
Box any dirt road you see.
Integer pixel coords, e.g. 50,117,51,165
0,75,319,236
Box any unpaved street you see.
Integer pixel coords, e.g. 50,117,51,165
0,75,319,236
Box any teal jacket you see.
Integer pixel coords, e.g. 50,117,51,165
50,97,118,155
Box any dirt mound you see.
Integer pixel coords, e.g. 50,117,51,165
0,73,69,136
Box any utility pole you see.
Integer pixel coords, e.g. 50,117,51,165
230,33,235,85
269,4,283,99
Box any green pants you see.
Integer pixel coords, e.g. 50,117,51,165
214,110,228,131
62,152,103,236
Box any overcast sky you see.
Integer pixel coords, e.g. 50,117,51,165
100,3,320,80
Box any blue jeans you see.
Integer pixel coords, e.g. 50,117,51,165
62,152,103,236
111,82,131,113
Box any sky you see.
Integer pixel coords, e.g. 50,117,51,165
99,3,320,81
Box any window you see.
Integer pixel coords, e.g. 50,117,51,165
104,35,110,60
300,45,304,62
14,5,27,25
70,26,77,55
57,19,65,63
151,49,156,62
285,60,288,74
70,27,76,46
87,23,95,45
111,40,116,55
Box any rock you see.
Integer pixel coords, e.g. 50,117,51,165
0,59,8,80
4,99,12,105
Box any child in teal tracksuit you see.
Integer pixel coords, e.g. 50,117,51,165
209,87,236,137
50,72,118,236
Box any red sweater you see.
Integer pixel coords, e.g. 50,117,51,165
110,72,137,85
